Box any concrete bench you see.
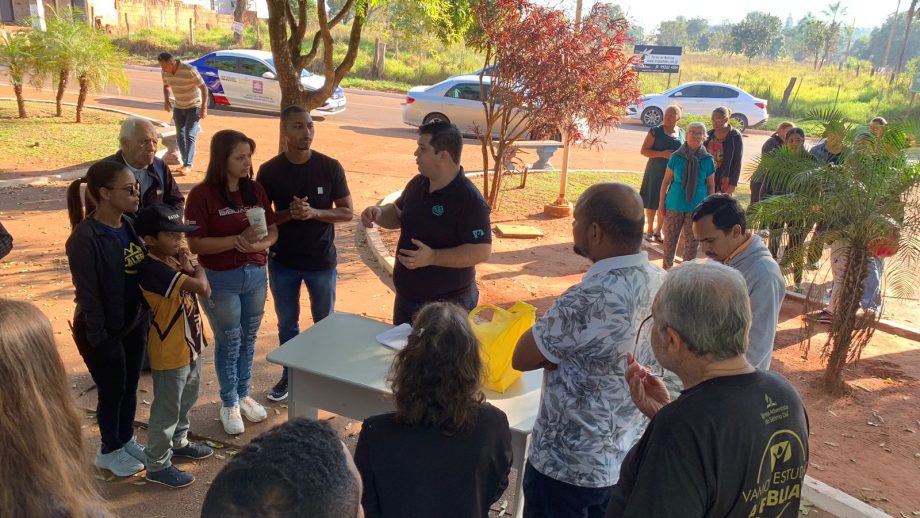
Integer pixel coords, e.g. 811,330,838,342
492,139,562,191
506,140,561,171
155,125,181,167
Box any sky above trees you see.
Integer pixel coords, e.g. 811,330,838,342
540,0,894,31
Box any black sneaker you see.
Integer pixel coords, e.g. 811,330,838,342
146,465,195,488
267,377,288,402
172,442,213,460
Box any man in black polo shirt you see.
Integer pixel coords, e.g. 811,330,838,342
256,105,353,401
606,262,809,517
361,121,492,325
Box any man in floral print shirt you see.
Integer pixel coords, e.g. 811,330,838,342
513,183,672,518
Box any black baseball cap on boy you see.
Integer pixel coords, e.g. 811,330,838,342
134,203,199,238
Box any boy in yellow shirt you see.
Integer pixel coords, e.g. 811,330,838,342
135,204,213,488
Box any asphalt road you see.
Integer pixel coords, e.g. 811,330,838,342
2,65,771,174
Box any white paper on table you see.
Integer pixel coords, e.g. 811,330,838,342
375,323,412,351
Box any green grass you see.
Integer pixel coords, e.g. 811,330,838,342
340,76,413,93
484,171,751,212
0,101,126,172
636,53,919,126
112,23,271,64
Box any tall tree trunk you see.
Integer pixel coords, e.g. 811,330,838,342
822,246,870,395
371,38,386,78
76,76,89,123
882,0,901,68
13,83,27,119
233,0,246,46
839,22,854,70
893,0,918,78
55,68,69,117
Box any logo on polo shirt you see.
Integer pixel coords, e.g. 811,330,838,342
432,204,445,216
472,229,485,239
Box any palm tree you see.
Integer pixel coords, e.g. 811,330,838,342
750,111,920,395
31,8,87,117
70,28,129,123
0,30,38,119
819,2,847,69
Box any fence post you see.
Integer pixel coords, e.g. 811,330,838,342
790,76,804,112
188,18,194,46
124,12,130,36
778,77,796,115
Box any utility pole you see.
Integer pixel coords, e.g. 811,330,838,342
893,0,918,79
882,0,902,68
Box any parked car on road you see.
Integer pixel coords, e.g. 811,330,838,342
403,74,585,140
188,50,346,115
626,82,767,132
403,75,502,136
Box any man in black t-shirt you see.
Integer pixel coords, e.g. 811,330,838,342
256,106,353,402
360,121,492,325
607,261,809,518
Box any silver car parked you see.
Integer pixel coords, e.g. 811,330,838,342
403,75,510,137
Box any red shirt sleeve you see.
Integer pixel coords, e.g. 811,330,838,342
184,185,210,238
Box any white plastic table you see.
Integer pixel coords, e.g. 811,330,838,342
266,311,543,518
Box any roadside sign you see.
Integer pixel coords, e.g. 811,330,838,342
231,21,244,34
633,45,682,73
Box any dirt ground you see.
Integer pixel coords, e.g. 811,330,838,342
1,86,918,516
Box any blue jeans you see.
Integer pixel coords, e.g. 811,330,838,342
522,461,612,518
172,107,201,167
200,264,266,407
862,256,883,313
267,259,336,381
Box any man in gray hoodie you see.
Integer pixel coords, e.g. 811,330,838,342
691,194,785,370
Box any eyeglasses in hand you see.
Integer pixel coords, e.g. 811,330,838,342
633,315,664,377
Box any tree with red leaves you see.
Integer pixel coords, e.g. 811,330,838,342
470,0,640,211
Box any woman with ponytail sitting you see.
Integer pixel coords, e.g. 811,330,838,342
657,122,716,269
0,298,109,517
65,160,149,477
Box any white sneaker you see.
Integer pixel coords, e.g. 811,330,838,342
239,396,267,423
95,447,144,477
220,405,245,435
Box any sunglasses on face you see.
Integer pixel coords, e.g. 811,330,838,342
106,184,140,196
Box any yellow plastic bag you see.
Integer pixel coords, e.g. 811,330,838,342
468,302,537,393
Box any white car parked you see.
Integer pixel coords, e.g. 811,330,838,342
403,74,588,140
627,82,768,132
189,49,346,115
402,75,501,136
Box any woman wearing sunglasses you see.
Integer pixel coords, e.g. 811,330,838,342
65,160,150,477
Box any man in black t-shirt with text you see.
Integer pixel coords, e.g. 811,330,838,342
360,121,492,325
256,105,353,402
607,261,809,518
